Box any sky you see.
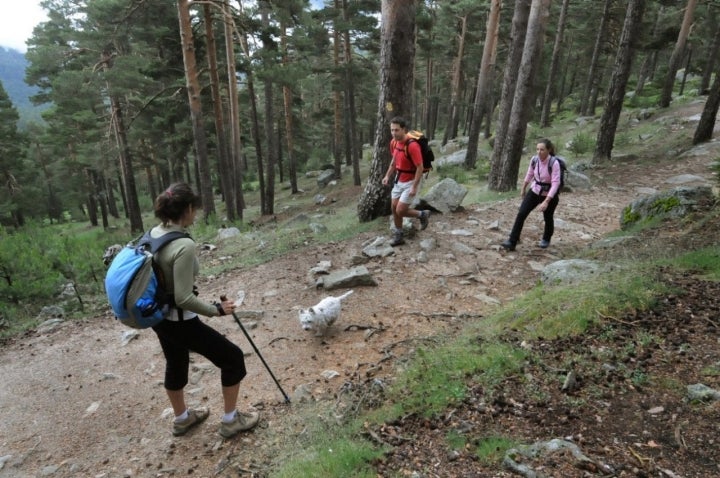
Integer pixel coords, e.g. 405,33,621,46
0,0,48,53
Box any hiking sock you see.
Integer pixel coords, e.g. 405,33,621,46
175,409,189,422
222,410,238,423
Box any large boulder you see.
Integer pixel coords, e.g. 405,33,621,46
416,177,468,214
620,186,714,230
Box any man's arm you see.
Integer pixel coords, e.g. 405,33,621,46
382,141,397,186
408,141,424,195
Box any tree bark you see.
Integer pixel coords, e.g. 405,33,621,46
225,3,245,219
442,14,468,146
579,0,612,116
203,3,236,221
177,0,215,219
342,0,361,186
332,0,343,178
540,0,570,127
280,22,298,194
237,24,261,218
465,0,502,170
700,6,720,94
659,0,698,108
693,25,720,144
593,0,646,163
556,36,574,113
488,0,531,189
259,0,277,215
635,6,665,96
110,95,144,232
357,0,416,222
494,0,551,193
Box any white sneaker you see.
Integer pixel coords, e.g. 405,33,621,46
219,410,260,438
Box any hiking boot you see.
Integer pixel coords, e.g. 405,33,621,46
538,239,550,249
500,240,516,251
389,231,405,247
219,410,260,438
419,210,430,231
172,407,209,436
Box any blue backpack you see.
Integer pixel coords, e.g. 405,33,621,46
104,231,189,329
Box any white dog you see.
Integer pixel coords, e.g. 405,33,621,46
298,290,353,336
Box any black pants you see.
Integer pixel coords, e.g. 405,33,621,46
153,317,247,390
508,190,559,245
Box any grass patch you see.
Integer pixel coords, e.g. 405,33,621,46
272,435,382,478
482,269,665,340
662,246,720,280
475,436,518,465
386,339,527,419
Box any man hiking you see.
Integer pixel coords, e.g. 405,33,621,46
381,116,431,246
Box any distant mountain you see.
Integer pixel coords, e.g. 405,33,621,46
0,46,46,128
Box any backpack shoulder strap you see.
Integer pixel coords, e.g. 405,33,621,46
531,156,540,182
403,138,416,159
139,230,191,255
140,230,190,320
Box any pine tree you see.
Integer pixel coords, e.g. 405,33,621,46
0,80,27,227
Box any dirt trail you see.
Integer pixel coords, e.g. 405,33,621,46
1,105,717,477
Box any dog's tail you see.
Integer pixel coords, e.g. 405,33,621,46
337,290,354,301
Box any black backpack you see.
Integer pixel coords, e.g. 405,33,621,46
532,155,567,191
395,130,435,176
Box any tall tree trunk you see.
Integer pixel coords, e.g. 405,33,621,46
177,0,215,219
110,95,144,232
238,28,261,218
357,0,416,222
465,0,502,169
540,0,570,127
106,177,119,218
556,37,574,113
260,0,276,215
442,14,468,146
84,168,98,227
342,0,361,186
493,0,550,193
635,6,665,96
659,0,698,107
580,0,612,116
224,8,244,219
593,0,646,163
203,3,236,221
693,25,720,144
693,74,720,144
280,22,298,194
92,169,109,229
679,48,692,96
424,54,434,134
332,0,343,177
488,0,531,189
700,6,720,94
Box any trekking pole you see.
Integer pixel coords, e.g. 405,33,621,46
222,296,291,404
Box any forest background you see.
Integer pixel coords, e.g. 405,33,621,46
2,0,720,327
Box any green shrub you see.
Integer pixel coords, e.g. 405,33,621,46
566,132,594,156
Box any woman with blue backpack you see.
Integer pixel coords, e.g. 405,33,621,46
149,182,259,438
501,138,562,251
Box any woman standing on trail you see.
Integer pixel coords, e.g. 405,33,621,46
150,182,259,438
500,138,562,251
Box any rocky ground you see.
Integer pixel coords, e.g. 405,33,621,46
1,101,719,477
